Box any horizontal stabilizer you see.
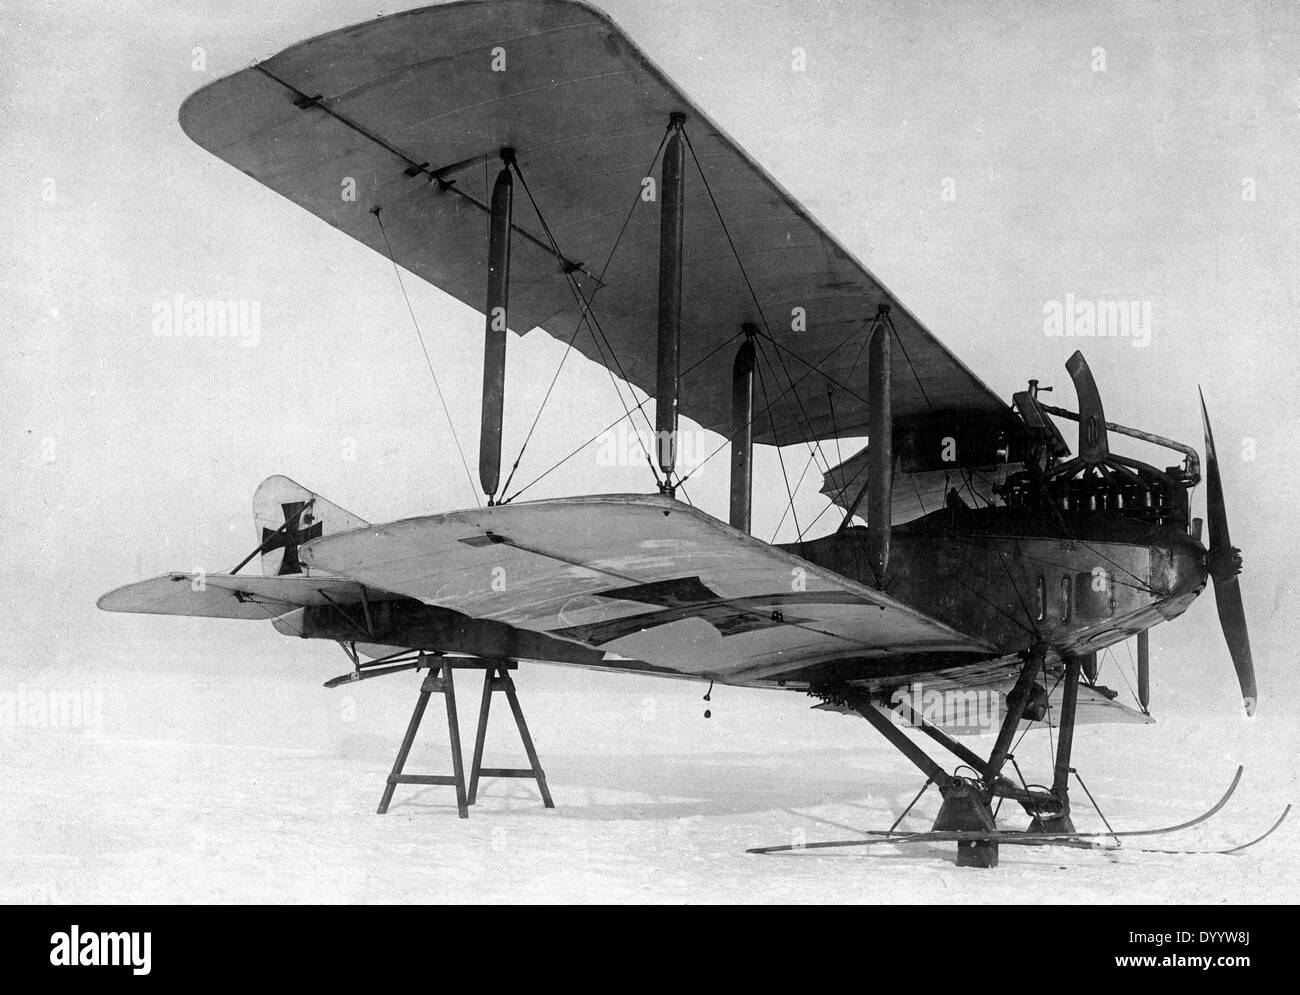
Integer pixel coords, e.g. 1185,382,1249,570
97,572,390,620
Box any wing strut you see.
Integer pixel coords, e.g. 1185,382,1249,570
866,305,893,584
729,328,756,532
480,148,515,503
655,113,687,493
1137,629,1151,712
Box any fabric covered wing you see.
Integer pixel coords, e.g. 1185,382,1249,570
98,572,391,620
822,451,1009,526
178,0,1013,445
299,493,993,681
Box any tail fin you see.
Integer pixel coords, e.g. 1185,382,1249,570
252,475,370,576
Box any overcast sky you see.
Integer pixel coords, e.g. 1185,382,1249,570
4,0,1297,710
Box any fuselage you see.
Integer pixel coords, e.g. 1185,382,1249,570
786,505,1207,669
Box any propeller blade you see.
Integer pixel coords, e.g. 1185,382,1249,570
1199,388,1257,716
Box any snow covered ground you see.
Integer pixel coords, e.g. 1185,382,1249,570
3,648,1296,904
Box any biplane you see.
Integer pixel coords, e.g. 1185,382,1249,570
99,0,1266,867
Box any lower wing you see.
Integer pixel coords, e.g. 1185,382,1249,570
299,493,995,685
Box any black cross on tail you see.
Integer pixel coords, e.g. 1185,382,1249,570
262,502,323,576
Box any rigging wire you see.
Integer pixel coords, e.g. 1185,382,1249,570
503,330,745,503
885,311,933,413
753,339,802,543
815,324,876,535
945,573,1040,639
499,130,673,498
507,158,663,491
675,315,872,491
373,208,480,508
758,332,837,482
827,386,848,496
770,449,818,539
768,307,884,542
1073,768,1121,845
678,125,838,490
1007,659,1064,759
506,400,650,502
753,334,873,407
788,493,841,538
909,474,929,518
1074,539,1158,596
939,530,1155,598
992,543,1041,638
1117,638,1142,708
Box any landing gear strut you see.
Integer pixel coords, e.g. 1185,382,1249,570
843,643,1081,868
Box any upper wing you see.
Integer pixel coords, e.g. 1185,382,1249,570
177,0,1014,445
97,572,392,620
300,493,993,683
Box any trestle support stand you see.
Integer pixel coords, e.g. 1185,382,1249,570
468,662,554,809
376,656,552,818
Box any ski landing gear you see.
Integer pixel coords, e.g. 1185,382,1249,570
377,656,553,818
753,654,1289,860
843,643,1077,868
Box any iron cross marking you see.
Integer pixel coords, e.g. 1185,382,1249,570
262,501,322,576
551,575,865,646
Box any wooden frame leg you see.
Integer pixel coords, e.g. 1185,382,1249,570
377,673,435,815
378,661,550,816
376,661,469,819
441,663,469,819
502,671,554,808
467,667,496,805
464,664,554,809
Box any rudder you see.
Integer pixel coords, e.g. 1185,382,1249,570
253,475,370,576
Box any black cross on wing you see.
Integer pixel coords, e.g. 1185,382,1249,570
550,575,866,646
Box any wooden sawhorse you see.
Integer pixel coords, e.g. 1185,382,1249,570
376,656,552,818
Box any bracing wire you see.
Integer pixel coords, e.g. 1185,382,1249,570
507,159,663,491
499,130,673,497
373,209,481,508
678,125,838,493
504,330,745,503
